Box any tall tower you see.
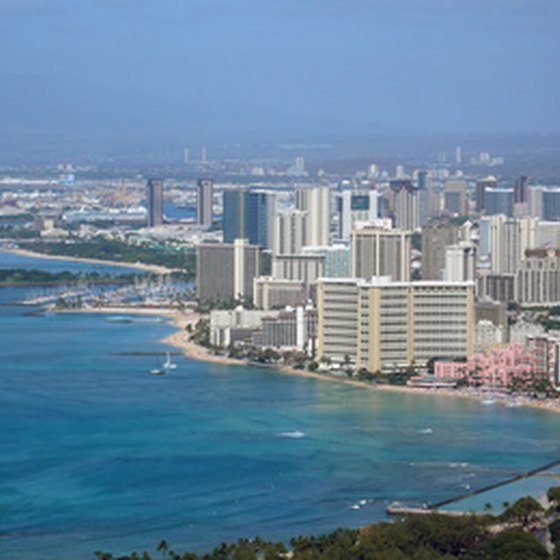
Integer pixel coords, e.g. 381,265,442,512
475,176,498,214
223,189,276,248
146,178,164,227
391,180,419,231
295,186,330,247
514,175,530,204
350,224,411,282
196,179,213,227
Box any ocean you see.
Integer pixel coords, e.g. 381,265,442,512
1,251,560,559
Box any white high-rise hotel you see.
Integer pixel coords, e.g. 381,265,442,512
317,277,474,372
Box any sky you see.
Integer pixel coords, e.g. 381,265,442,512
0,0,559,158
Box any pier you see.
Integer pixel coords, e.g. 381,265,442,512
387,458,560,516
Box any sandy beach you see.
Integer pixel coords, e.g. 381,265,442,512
52,303,560,416
2,247,174,275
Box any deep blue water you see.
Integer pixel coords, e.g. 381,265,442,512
1,253,560,559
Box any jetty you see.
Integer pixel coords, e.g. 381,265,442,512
387,458,560,516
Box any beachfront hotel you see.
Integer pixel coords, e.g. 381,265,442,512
317,277,475,372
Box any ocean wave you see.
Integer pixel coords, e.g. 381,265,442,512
278,431,306,439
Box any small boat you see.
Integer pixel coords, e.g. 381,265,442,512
163,351,177,370
482,394,496,405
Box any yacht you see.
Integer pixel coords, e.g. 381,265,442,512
163,351,177,370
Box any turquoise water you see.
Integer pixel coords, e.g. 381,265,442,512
2,254,560,558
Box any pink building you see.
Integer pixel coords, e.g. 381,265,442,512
434,343,534,388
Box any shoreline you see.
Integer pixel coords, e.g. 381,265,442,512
1,247,174,275
53,304,560,416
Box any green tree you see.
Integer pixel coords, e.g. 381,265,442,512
500,496,544,527
483,530,548,560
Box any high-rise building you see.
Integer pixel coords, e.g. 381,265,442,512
485,188,514,217
479,215,538,274
443,180,468,215
146,178,164,227
336,189,378,240
317,277,474,371
514,175,530,204
197,239,262,303
542,189,560,221
444,242,476,282
196,179,213,227
421,220,461,280
183,147,190,164
475,176,498,213
273,210,307,256
350,223,411,282
416,170,432,226
517,248,560,306
391,180,419,230
223,189,276,248
295,186,330,246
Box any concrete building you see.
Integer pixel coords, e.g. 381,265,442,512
336,189,378,240
527,335,560,389
253,277,307,310
317,277,474,372
479,215,537,275
350,223,411,282
272,254,325,284
295,186,330,246
197,239,262,303
146,178,164,227
273,210,307,256
444,242,476,282
391,180,419,230
196,179,213,227
475,300,508,332
421,220,461,280
210,307,277,347
477,273,515,303
443,180,468,216
516,248,560,306
475,320,505,352
254,306,317,353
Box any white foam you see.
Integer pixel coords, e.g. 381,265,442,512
278,431,306,439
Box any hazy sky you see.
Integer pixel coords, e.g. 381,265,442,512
0,0,559,155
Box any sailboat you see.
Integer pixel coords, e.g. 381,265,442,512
149,357,165,376
163,351,177,370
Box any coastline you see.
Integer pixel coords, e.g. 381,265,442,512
53,304,560,416
1,247,174,275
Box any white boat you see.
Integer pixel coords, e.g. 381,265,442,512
482,394,496,405
149,368,165,376
163,351,177,370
